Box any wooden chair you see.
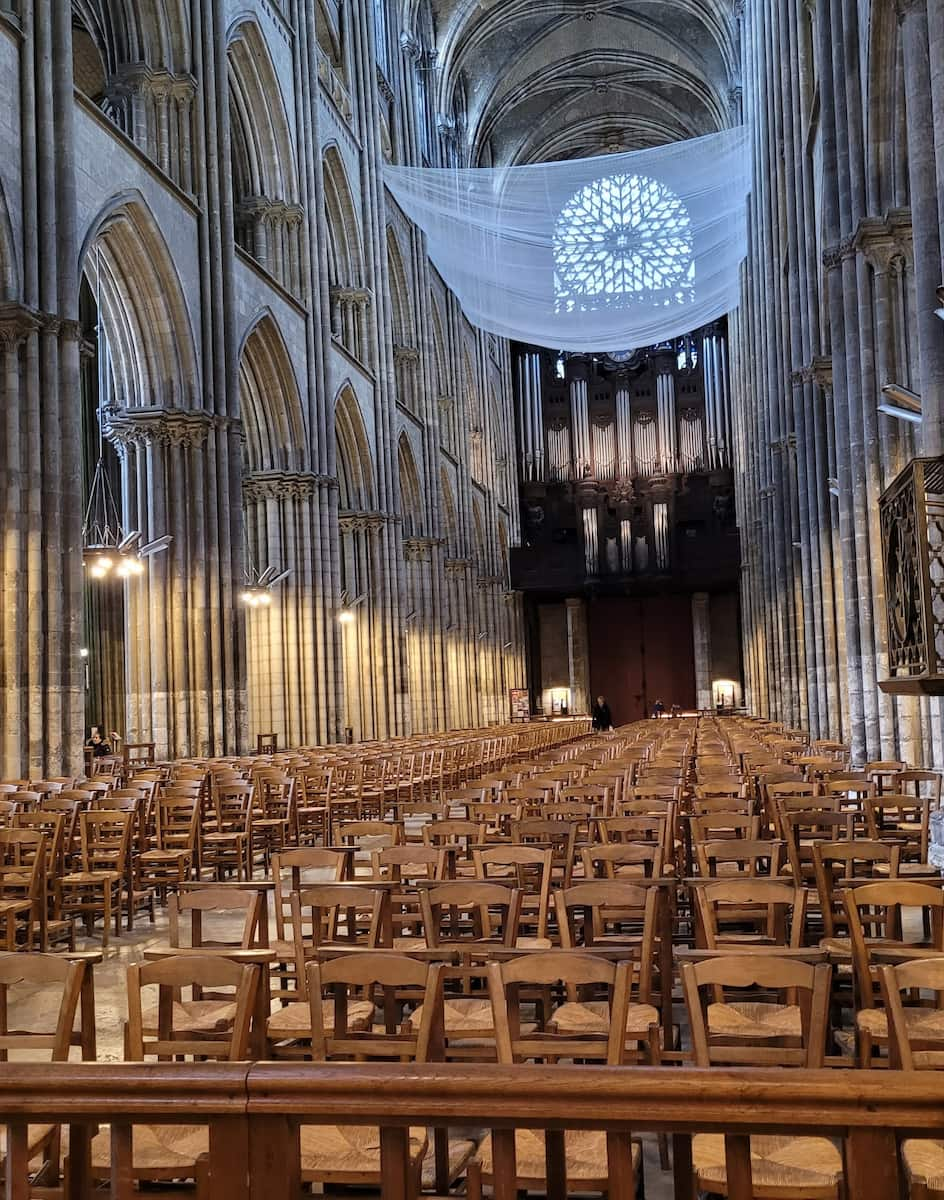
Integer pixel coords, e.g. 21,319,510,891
138,793,200,894
201,782,253,881
56,809,135,947
553,880,666,1069
695,838,785,878
250,772,296,866
472,845,553,945
812,840,902,945
294,764,332,846
265,885,385,1057
694,878,807,950
85,956,258,1188
0,953,89,1188
466,953,641,1200
681,955,842,1198
880,958,944,1198
297,954,442,1199
845,881,944,1066
422,819,486,877
581,841,663,880
419,881,522,950
510,818,578,887
894,769,943,805
866,760,907,795
865,794,933,862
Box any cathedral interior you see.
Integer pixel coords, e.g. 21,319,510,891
1,3,944,1194
0,1,942,770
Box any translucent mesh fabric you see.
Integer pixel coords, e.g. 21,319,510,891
384,128,751,352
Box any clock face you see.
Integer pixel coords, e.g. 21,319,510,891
609,350,634,362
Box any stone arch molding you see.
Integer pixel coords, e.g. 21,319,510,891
79,191,200,412
0,178,18,303
238,310,308,474
334,384,376,511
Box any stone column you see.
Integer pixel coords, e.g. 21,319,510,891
898,0,944,455
692,592,713,712
565,597,590,716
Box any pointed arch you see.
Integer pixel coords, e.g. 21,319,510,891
471,494,487,570
440,466,459,555
323,146,364,290
335,385,375,510
0,178,17,302
227,20,299,206
386,226,415,346
80,193,199,409
238,313,307,473
71,0,191,76
397,433,423,536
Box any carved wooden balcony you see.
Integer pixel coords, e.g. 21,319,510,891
880,455,944,695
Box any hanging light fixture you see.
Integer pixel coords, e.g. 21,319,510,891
240,564,290,607
82,245,172,582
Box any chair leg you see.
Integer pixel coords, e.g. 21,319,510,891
101,890,110,950
467,1160,484,1200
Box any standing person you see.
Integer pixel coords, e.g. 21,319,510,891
652,698,665,718
591,695,613,731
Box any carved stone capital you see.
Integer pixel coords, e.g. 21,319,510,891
393,343,420,367
0,303,43,349
243,471,318,502
338,509,388,534
104,406,237,451
403,535,441,562
329,286,372,308
444,557,472,576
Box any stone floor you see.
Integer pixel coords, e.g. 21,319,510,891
10,905,675,1198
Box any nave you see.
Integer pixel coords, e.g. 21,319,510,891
0,717,942,1198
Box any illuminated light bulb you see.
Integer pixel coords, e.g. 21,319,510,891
240,591,254,605
338,609,355,624
129,558,145,575
260,592,272,606
116,562,132,579
96,556,113,572
89,564,107,579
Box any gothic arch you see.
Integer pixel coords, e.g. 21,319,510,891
323,146,364,289
440,467,459,555
71,0,191,75
386,227,415,345
238,313,307,473
866,1,908,212
471,494,488,570
334,385,375,510
79,193,199,409
227,20,299,206
0,178,17,302
397,433,423,536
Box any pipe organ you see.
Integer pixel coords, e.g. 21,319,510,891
512,325,737,587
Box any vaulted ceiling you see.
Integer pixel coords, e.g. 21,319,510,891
415,0,740,165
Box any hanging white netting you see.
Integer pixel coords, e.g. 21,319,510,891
384,127,751,352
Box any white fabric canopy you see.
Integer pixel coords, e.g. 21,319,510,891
384,128,751,352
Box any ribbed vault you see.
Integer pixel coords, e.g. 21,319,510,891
407,0,739,164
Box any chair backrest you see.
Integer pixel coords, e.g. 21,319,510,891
371,844,444,883
487,952,633,1064
689,812,761,843
581,840,664,879
695,878,807,949
79,809,134,872
555,880,659,1000
151,792,200,851
893,770,942,803
126,955,258,1061
695,838,785,878
880,959,944,1069
419,881,522,948
421,819,485,848
473,845,553,939
681,956,832,1067
290,884,387,968
339,820,403,847
168,887,265,949
812,840,901,938
844,881,944,1009
0,952,87,1061
306,953,442,1061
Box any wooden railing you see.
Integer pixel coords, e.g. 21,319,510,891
5,1062,944,1199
